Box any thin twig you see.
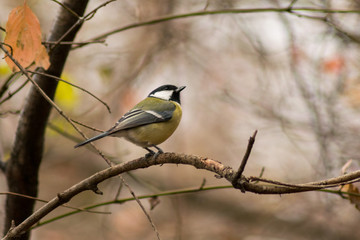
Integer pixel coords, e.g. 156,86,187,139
28,70,111,113
43,39,105,46
232,130,258,192
248,176,360,190
0,72,19,100
47,122,113,159
1,42,14,57
81,7,360,48
259,166,265,178
0,79,29,105
49,19,82,52
82,0,116,21
249,177,321,189
0,110,20,118
35,184,233,229
49,0,116,52
325,18,360,43
120,176,161,240
49,0,80,18
199,178,206,190
71,119,104,132
0,192,110,214
289,11,328,20
114,181,123,200
288,0,298,9
47,122,83,143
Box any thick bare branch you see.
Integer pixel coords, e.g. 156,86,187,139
3,152,360,239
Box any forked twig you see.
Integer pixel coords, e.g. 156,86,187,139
0,79,29,105
232,130,258,192
49,0,116,52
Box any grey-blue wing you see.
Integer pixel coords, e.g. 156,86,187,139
107,108,174,135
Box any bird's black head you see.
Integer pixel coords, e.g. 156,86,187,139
148,85,186,104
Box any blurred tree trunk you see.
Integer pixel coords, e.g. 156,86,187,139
3,1,89,239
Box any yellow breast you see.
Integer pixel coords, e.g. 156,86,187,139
124,101,182,147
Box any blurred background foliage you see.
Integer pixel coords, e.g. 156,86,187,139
1,0,360,239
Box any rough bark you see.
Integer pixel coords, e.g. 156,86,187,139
4,1,89,239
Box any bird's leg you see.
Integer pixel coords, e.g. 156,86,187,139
153,145,163,154
144,146,163,159
151,145,163,160
144,147,155,158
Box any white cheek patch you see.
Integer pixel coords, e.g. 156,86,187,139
150,90,173,100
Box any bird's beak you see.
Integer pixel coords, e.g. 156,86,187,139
176,86,186,93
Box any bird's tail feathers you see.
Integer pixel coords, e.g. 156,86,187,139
74,132,109,148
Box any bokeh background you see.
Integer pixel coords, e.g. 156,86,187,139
1,0,360,239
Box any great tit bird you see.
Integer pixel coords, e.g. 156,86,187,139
75,84,185,155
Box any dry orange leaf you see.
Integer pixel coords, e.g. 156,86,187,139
342,183,360,211
34,44,50,70
341,160,360,211
4,1,49,72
